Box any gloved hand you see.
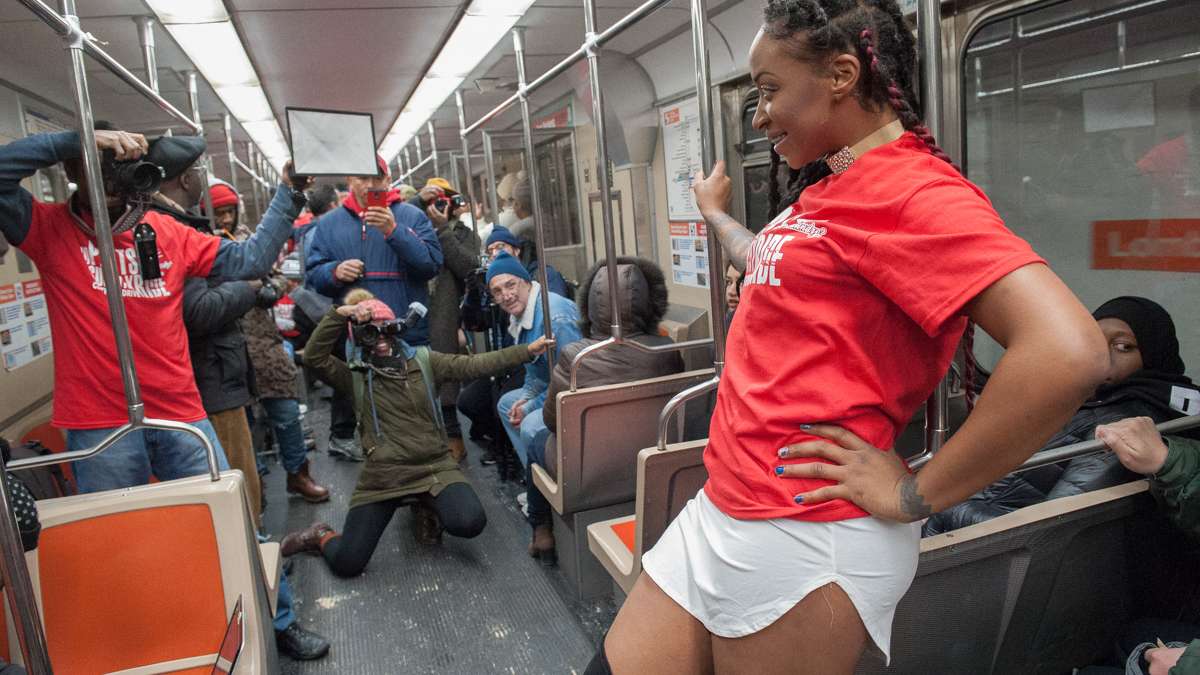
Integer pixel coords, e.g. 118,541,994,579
255,281,280,308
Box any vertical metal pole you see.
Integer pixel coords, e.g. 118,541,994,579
482,131,500,221
184,71,214,219
402,147,413,182
223,112,242,224
247,145,262,222
456,90,480,235
428,120,439,176
690,0,724,372
135,16,168,136
0,468,50,674
513,28,556,357
919,0,949,454
583,0,622,341
415,135,424,166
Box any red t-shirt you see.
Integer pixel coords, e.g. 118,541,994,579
20,203,220,429
703,132,1045,522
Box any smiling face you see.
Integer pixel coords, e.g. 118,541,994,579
488,273,532,317
1098,317,1144,387
750,28,844,170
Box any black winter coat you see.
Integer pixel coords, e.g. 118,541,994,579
183,277,258,414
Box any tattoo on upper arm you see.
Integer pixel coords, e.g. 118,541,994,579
898,474,933,520
705,212,754,273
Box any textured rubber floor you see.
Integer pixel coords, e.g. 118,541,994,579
262,399,608,674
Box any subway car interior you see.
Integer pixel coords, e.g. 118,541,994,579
0,0,1197,672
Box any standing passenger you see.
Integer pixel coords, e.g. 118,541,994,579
591,3,1110,673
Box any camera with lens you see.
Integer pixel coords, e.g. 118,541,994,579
351,302,427,349
460,260,494,333
100,149,165,195
434,193,467,214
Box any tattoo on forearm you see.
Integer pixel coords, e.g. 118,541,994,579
705,211,754,273
898,475,933,520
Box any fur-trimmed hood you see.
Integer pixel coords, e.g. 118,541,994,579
577,256,669,339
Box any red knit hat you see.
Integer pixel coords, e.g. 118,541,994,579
359,298,395,323
209,183,239,209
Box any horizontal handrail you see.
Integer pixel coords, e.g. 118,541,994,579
907,414,1200,472
18,0,203,135
7,418,222,482
230,155,271,190
569,335,715,390
461,0,672,137
656,375,718,450
393,154,434,186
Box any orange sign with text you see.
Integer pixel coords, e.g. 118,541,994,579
1092,219,1200,273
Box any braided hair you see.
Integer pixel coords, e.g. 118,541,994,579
761,0,978,407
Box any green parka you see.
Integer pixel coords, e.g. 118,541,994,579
1151,436,1200,675
304,307,532,508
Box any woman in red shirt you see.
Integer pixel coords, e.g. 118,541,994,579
590,2,1110,674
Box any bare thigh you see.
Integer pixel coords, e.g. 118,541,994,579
605,573,713,675
711,582,867,675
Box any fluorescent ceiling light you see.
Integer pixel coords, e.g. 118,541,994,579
379,0,536,161
164,22,257,87
142,0,228,24
214,84,274,122
150,7,291,175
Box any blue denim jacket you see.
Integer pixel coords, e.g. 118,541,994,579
514,287,582,411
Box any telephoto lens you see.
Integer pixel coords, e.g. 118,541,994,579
114,160,165,194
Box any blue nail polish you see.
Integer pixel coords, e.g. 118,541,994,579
774,466,784,476
794,495,804,504
800,424,813,430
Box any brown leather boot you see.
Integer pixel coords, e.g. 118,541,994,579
280,522,334,557
287,461,331,503
412,503,443,545
447,437,466,464
528,524,556,567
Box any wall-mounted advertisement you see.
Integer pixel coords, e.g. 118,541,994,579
669,221,709,288
0,279,52,371
660,97,703,221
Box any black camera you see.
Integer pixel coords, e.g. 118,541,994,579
101,149,165,195
351,302,427,348
460,264,494,333
434,193,467,213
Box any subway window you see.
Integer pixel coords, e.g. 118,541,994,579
963,0,1200,372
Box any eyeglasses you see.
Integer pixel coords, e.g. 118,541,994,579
489,278,521,300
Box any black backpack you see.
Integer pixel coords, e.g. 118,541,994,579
1,438,74,500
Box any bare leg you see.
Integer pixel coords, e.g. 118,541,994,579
605,573,713,675
711,582,867,675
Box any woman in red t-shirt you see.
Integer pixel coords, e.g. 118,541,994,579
589,2,1110,674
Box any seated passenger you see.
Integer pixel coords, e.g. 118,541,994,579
280,290,550,577
1076,418,1200,675
490,253,583,472
924,296,1196,536
527,257,685,564
485,225,570,299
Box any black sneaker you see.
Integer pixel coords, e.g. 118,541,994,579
479,448,499,466
276,624,330,661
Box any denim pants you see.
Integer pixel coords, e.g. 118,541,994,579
260,398,307,474
68,419,230,493
496,388,548,468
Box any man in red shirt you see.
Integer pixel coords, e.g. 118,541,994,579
0,127,306,493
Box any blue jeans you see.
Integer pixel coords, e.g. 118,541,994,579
496,389,548,468
260,398,307,474
68,419,230,493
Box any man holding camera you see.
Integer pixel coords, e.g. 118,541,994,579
305,156,442,345
409,178,481,462
0,127,306,492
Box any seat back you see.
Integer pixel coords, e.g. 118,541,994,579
535,369,714,515
14,471,277,674
634,440,708,558
855,481,1155,674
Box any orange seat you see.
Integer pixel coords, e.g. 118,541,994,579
612,519,636,553
37,504,227,674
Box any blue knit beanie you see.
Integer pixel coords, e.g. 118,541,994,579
486,226,522,249
486,252,532,285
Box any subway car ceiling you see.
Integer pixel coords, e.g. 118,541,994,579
0,0,760,186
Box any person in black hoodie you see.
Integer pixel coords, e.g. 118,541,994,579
923,296,1197,535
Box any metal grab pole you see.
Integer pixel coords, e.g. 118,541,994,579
918,0,950,456
0,468,51,674
184,71,214,219
456,91,480,235
223,113,240,202
403,147,413,182
482,132,500,221
428,121,439,177
248,145,263,220
513,28,556,362
691,0,724,375
566,0,623,392
134,16,170,138
17,0,200,134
